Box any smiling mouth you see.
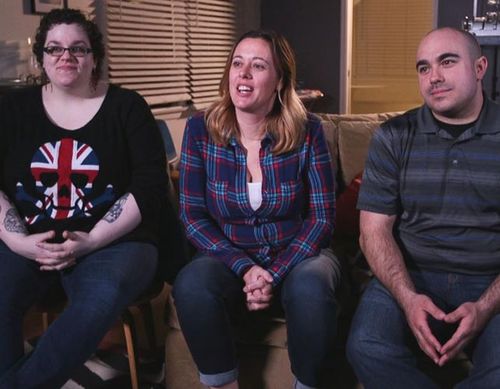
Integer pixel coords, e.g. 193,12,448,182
237,85,253,93
430,88,450,96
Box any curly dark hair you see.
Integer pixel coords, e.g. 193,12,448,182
32,8,105,88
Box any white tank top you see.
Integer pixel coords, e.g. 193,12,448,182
247,182,262,211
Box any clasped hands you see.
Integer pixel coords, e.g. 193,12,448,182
243,265,274,311
404,293,490,366
10,230,97,271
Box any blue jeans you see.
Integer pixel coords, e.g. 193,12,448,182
0,241,157,389
347,270,500,389
172,249,340,388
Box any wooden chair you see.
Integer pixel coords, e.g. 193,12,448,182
34,279,165,389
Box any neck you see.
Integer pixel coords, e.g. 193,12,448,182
433,91,484,125
236,114,266,141
43,81,101,101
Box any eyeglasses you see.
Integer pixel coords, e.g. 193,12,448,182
43,46,93,57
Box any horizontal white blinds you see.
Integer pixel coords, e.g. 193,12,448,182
106,0,190,118
187,0,236,109
106,0,236,118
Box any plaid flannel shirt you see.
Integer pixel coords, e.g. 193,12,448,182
179,113,335,286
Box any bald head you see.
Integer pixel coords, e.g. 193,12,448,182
420,27,482,63
415,27,487,124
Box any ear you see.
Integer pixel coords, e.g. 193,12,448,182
475,55,488,81
277,79,283,92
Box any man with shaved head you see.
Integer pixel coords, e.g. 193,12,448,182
347,27,500,387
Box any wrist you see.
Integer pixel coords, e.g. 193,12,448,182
476,297,497,319
87,230,102,252
2,232,26,248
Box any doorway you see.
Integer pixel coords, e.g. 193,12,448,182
340,0,436,114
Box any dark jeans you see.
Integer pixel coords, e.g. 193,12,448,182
347,271,500,389
0,241,157,389
172,249,340,389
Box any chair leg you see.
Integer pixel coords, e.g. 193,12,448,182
138,302,157,351
41,312,50,332
122,309,140,389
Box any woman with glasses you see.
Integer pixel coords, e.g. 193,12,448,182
0,8,167,388
173,30,340,389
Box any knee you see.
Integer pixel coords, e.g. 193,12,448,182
346,327,367,367
284,265,336,306
173,257,230,304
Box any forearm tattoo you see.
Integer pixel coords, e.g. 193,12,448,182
104,193,129,223
4,208,28,234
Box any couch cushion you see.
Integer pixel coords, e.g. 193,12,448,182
317,112,401,190
315,114,339,186
338,120,378,187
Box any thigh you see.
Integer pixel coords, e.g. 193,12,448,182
0,242,54,312
349,278,412,354
61,241,158,307
173,254,244,306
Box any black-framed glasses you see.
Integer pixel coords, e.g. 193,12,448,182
43,46,93,57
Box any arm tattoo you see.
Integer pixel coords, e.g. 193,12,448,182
4,208,28,234
103,193,130,223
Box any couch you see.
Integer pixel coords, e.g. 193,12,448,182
162,111,470,388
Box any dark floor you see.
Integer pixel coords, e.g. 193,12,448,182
24,285,471,389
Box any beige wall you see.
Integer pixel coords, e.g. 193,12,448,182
0,2,40,42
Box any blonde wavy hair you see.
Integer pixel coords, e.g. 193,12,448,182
205,30,307,155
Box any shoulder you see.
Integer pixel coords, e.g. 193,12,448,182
302,113,327,143
305,112,322,130
185,112,209,137
380,107,419,132
106,84,149,107
374,107,421,144
1,85,40,106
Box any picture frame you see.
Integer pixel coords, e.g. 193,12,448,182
32,0,66,14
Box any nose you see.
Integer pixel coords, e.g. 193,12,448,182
429,66,444,84
239,63,251,79
59,49,74,60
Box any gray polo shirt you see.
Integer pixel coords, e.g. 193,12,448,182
358,98,500,275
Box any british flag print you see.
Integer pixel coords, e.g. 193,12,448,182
29,138,100,221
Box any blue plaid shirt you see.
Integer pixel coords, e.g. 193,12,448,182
179,113,335,285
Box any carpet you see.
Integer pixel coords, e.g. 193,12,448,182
24,341,165,389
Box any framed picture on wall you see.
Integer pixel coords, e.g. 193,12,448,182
32,0,66,14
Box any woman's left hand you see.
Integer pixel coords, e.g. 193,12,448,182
35,230,98,271
243,265,274,311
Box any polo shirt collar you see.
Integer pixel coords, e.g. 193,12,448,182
417,95,500,135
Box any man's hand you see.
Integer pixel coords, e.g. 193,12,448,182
438,301,490,366
243,265,273,311
402,293,446,364
35,230,98,271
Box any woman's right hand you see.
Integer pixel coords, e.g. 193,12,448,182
5,230,57,261
243,265,274,311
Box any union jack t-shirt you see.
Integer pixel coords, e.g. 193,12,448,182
0,85,167,244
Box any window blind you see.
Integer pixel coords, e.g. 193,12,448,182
106,0,190,120
352,0,433,79
187,0,236,110
105,0,236,119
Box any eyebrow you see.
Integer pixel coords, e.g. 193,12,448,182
232,54,271,65
416,52,460,70
45,40,89,46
